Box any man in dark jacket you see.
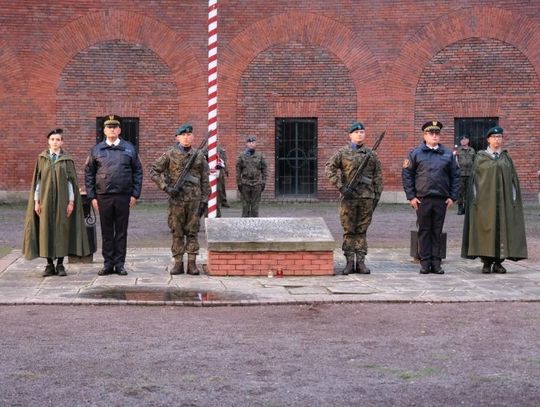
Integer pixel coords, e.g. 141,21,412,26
461,126,527,273
402,121,460,274
85,114,143,276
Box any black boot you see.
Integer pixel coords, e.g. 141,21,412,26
170,256,184,275
492,262,507,274
186,254,200,275
457,204,465,215
337,254,354,275
355,256,371,274
481,259,493,274
43,262,56,277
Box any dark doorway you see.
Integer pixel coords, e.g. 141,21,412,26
96,117,139,152
454,117,498,152
275,118,317,197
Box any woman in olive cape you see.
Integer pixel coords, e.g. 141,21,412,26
461,126,527,273
22,129,90,275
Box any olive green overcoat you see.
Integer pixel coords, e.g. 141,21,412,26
461,150,527,261
22,150,90,260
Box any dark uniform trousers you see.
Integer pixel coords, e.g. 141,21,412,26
97,193,131,269
417,196,447,265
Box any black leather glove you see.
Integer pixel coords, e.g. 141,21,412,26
261,183,265,192
339,185,354,199
197,202,208,217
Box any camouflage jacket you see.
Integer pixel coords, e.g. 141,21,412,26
236,150,268,187
150,144,210,203
325,144,383,199
456,146,476,176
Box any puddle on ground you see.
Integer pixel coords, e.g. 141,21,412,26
73,287,254,302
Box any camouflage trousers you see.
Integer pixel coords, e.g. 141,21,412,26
239,184,262,217
458,176,470,206
339,198,374,258
169,200,201,256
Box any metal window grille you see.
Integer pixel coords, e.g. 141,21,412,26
96,117,139,152
275,118,317,197
454,117,498,152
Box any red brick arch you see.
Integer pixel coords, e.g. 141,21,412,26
219,11,385,136
0,40,23,95
389,6,540,139
28,10,206,126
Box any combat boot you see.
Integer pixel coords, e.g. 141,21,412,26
337,254,355,275
186,254,200,275
355,256,371,274
170,256,184,275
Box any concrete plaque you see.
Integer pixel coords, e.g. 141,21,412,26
206,217,335,251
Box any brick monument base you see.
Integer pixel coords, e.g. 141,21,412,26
205,217,335,276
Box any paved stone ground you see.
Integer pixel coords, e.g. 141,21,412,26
1,202,539,305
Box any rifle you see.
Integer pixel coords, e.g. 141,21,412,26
344,130,386,192
170,138,208,194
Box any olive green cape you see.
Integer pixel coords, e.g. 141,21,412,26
22,150,90,260
461,150,527,261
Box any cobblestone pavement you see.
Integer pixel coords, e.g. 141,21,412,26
1,202,539,305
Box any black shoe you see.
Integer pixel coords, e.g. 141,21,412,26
42,264,56,277
481,263,492,274
98,267,113,276
56,264,67,276
419,267,430,274
115,266,128,276
222,202,231,208
492,263,507,274
431,265,445,274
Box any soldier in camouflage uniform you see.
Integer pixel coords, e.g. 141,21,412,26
455,135,475,215
236,136,268,217
325,121,383,275
150,124,210,275
217,146,230,209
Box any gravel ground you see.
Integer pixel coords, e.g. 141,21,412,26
1,303,539,406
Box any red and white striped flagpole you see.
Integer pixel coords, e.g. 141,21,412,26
207,0,219,218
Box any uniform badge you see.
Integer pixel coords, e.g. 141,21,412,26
402,159,410,168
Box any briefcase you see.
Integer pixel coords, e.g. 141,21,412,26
410,230,447,259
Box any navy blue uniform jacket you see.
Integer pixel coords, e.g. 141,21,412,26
402,143,460,201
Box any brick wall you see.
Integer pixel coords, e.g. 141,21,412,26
0,1,539,201
57,40,180,200
207,250,334,276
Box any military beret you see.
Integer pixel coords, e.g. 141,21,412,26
486,126,503,138
422,121,443,132
348,121,365,133
176,124,193,135
245,135,257,142
103,114,121,126
47,128,63,138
